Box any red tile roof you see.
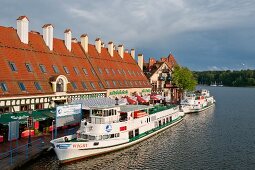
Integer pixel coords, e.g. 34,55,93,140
0,25,150,97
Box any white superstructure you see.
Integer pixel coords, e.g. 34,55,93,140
51,104,184,163
180,89,215,113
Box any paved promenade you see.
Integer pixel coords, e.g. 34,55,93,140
0,127,77,170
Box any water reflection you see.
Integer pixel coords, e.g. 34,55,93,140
26,87,255,169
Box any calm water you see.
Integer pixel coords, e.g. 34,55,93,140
26,87,255,170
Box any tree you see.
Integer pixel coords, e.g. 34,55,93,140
172,65,197,92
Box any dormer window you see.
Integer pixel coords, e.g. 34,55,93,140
25,63,33,72
18,82,26,91
98,82,104,89
52,65,59,73
90,82,96,89
9,61,17,72
81,81,88,90
0,82,8,92
74,67,79,74
82,68,88,75
39,64,47,73
63,66,70,74
34,82,42,91
98,67,103,74
56,78,64,92
71,82,77,89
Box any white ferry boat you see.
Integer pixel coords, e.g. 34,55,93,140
180,89,215,113
50,104,184,163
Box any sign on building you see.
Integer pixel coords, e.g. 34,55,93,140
56,104,82,127
8,121,19,141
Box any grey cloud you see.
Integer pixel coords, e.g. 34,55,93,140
1,0,255,70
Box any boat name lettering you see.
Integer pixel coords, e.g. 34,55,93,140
73,143,88,148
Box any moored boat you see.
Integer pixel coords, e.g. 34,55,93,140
50,104,184,163
180,89,215,114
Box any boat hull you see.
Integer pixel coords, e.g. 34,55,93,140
53,116,184,164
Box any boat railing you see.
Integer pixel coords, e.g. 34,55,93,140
149,104,177,114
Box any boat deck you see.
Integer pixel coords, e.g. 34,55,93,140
149,104,177,114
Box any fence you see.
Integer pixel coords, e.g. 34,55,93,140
0,138,45,168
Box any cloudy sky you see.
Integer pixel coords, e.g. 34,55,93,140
1,0,255,71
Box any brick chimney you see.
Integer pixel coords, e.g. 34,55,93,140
42,24,53,50
17,16,29,44
64,29,72,51
118,45,124,59
95,38,101,53
80,34,88,53
130,49,135,59
108,42,114,57
138,54,144,71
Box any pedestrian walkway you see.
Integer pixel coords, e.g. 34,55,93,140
0,127,78,170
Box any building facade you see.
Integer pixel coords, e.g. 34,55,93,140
0,16,151,114
143,54,180,103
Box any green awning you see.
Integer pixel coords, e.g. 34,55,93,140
0,109,56,125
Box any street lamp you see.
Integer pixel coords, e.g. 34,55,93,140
115,97,119,105
28,110,33,147
52,119,55,140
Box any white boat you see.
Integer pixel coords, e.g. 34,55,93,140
180,89,215,114
50,104,184,163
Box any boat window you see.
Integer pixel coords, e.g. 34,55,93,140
94,142,99,146
110,134,115,138
81,134,88,139
135,129,139,137
115,133,120,137
89,135,96,140
128,131,134,139
103,135,109,140
119,112,127,122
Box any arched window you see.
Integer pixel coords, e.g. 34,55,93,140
56,78,64,92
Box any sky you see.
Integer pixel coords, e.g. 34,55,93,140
1,0,255,71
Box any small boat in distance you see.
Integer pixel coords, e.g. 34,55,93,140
210,81,217,87
180,89,215,113
50,104,184,163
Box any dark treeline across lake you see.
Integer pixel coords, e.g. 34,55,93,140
25,86,255,170
194,70,255,87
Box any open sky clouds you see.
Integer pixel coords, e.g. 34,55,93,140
1,0,255,70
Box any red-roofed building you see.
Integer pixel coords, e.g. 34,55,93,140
0,16,151,114
143,54,180,103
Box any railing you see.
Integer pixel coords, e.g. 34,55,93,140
0,138,45,168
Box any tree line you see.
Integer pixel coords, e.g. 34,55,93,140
193,70,255,87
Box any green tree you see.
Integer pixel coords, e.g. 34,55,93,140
172,65,197,92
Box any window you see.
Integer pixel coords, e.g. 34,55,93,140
82,68,88,75
35,104,44,110
71,82,77,89
52,65,59,73
117,69,121,74
20,105,30,111
34,82,42,91
124,80,128,86
130,81,133,86
25,63,33,72
119,81,123,86
105,68,110,74
81,81,88,90
113,81,116,87
56,78,64,92
91,68,96,75
105,80,110,87
63,66,70,74
112,69,116,75
128,70,132,76
73,67,79,74
39,64,47,73
9,61,17,71
18,82,26,91
0,82,8,92
98,82,104,89
122,69,126,75
90,82,96,89
98,67,103,74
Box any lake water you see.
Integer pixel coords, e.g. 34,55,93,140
26,86,255,170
